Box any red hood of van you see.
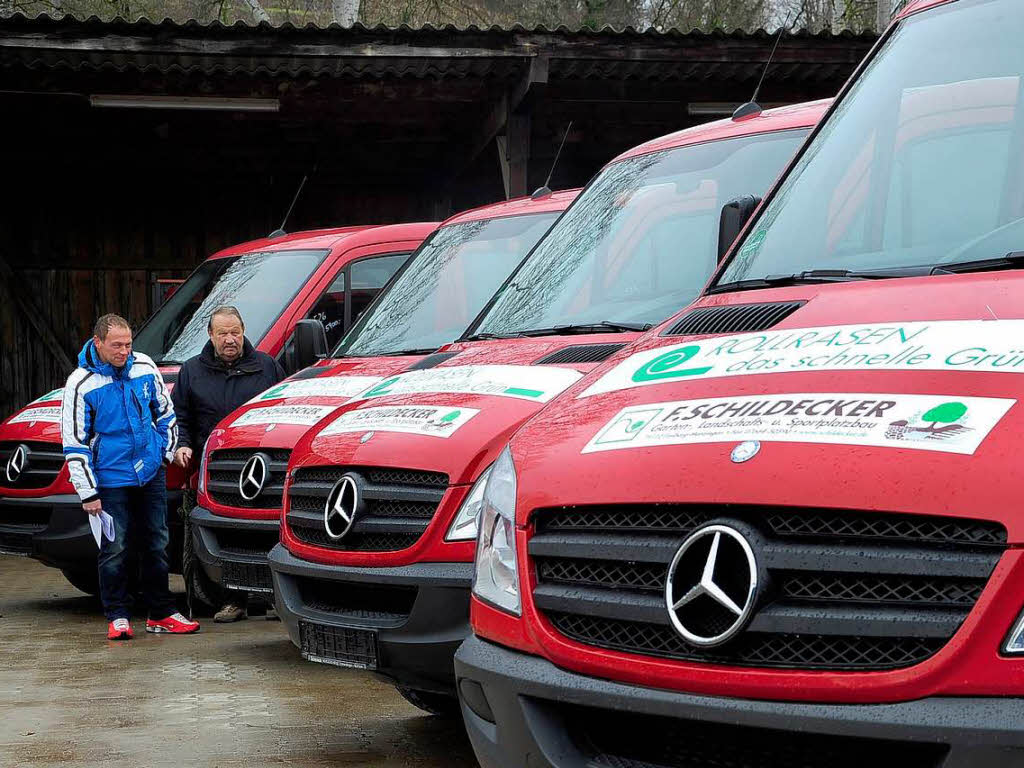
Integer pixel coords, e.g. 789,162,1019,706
510,272,1024,541
290,334,641,487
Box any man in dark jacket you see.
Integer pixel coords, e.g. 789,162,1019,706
62,313,200,640
172,305,284,622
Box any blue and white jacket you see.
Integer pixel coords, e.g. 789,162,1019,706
61,341,177,502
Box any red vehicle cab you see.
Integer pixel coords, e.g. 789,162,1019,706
269,100,827,715
0,222,434,594
456,1,1024,766
190,192,577,602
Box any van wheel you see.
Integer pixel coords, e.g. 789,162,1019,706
181,509,220,614
61,568,99,596
395,687,460,717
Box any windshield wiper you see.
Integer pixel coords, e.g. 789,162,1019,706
154,359,182,366
516,321,653,337
708,268,915,295
379,348,438,357
930,251,1024,275
462,332,517,341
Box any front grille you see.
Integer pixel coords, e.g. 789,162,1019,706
299,621,378,669
214,527,280,558
530,504,1005,671
286,465,447,553
221,561,274,593
663,301,805,336
0,441,65,490
300,578,416,623
207,448,290,510
563,703,948,768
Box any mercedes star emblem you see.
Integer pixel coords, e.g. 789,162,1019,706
665,523,759,647
238,453,270,501
324,474,360,540
730,440,761,463
5,444,28,484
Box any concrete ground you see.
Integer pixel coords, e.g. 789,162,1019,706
0,557,478,768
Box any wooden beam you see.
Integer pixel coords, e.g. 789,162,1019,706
505,113,531,198
0,255,75,372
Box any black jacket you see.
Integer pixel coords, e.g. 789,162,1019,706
172,338,284,451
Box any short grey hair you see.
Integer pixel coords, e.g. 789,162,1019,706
207,305,244,331
93,313,131,340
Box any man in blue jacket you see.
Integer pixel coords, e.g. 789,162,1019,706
61,313,200,640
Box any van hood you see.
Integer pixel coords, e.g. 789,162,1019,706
205,355,423,453
510,273,1024,541
293,334,641,486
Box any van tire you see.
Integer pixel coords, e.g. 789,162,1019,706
61,567,99,596
395,687,460,717
180,493,219,615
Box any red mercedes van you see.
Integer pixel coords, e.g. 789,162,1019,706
0,222,434,593
456,2,1024,766
269,101,828,714
190,192,577,603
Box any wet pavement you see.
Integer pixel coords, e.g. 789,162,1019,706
0,557,478,768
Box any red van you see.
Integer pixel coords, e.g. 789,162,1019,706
0,222,435,594
269,101,827,715
456,1,1024,765
190,192,577,603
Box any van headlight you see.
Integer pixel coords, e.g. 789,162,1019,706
1004,611,1024,654
198,442,210,494
471,446,520,616
446,467,492,542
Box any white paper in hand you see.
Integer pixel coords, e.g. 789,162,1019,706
89,511,116,548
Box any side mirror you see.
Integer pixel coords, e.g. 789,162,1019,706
718,195,761,261
289,319,328,373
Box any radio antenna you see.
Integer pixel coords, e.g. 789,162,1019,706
733,21,788,120
532,121,573,199
269,164,316,238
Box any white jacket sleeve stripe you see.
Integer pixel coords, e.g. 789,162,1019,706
61,370,99,502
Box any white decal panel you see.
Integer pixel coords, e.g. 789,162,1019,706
580,320,1024,398
8,406,62,425
247,376,383,404
354,365,582,403
319,405,479,438
231,404,337,427
583,393,1015,456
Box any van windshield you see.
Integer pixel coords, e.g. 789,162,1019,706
717,0,1024,287
470,129,808,337
335,212,559,357
133,249,327,364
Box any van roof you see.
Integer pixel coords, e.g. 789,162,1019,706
208,221,438,260
611,98,833,164
896,0,953,21
442,188,581,226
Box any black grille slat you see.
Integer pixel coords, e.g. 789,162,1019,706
532,504,1005,671
207,448,291,510
300,579,416,623
0,441,66,490
663,301,805,337
533,344,626,365
548,613,944,671
214,528,280,558
286,465,448,553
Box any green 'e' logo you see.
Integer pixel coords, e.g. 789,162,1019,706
632,345,712,383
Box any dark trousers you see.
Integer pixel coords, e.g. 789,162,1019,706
97,468,176,621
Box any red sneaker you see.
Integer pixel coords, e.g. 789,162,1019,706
107,618,133,640
146,612,200,634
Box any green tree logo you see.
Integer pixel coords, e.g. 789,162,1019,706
922,401,968,428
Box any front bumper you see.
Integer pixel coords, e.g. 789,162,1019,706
455,636,1024,768
190,505,278,594
0,491,183,572
269,543,472,694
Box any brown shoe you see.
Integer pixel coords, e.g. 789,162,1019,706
214,604,247,623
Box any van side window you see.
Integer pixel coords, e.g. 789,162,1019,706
349,253,409,325
306,272,347,348
306,253,409,349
